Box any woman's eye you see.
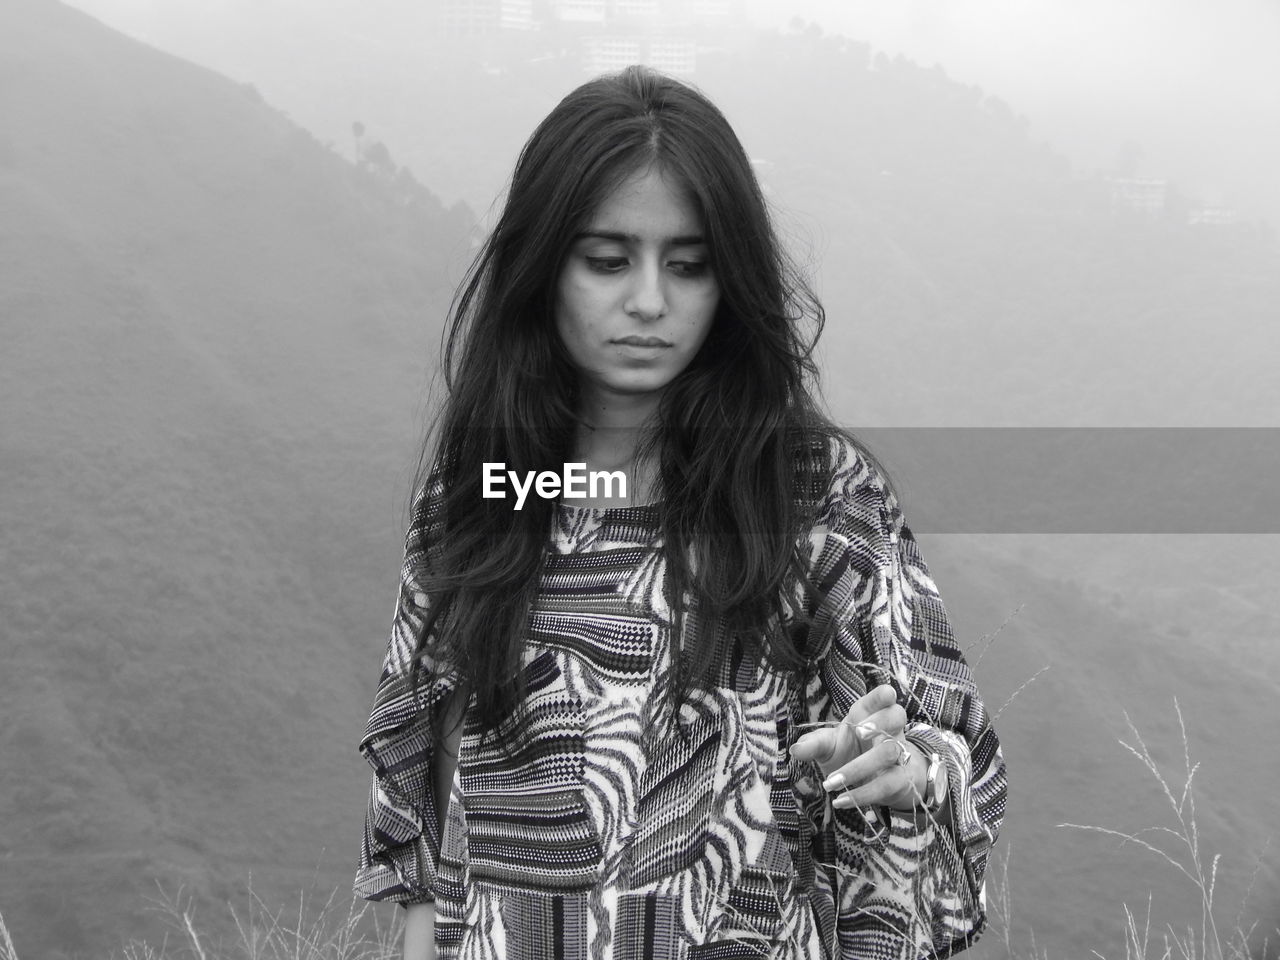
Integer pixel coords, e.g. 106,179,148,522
586,257,628,273
669,260,708,277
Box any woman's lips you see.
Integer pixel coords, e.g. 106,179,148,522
612,336,672,347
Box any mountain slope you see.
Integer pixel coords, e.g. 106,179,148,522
0,2,469,956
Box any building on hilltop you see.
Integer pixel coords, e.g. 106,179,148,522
438,0,743,32
1107,177,1167,216
433,0,746,73
582,34,696,73
611,0,661,19
646,36,697,72
442,0,535,35
692,0,737,17
566,0,743,73
582,35,642,70
1188,206,1241,227
548,0,742,22
549,0,607,23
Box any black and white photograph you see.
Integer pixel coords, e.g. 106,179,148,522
2,1,1277,958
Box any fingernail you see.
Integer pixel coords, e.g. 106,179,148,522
855,721,877,739
832,793,853,809
822,773,845,791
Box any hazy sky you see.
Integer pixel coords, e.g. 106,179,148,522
747,0,1280,212
61,0,1280,220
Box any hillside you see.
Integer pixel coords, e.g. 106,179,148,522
0,1,469,956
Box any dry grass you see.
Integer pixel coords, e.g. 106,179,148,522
0,880,403,960
988,699,1277,960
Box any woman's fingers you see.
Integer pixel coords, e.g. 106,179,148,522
787,726,839,765
850,703,908,749
789,684,900,775
848,683,898,726
789,715,859,773
790,684,923,812
832,764,910,809
820,734,904,791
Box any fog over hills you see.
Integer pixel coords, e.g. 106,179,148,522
2,3,1278,959
50,0,1280,429
62,0,1280,232
746,0,1280,231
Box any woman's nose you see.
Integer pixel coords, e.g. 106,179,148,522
624,259,667,321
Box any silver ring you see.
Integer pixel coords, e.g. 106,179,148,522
892,738,911,767
871,730,911,767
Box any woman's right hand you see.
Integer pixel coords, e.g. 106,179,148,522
402,902,436,960
789,683,928,813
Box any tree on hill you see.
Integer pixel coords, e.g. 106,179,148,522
351,119,365,162
363,139,394,177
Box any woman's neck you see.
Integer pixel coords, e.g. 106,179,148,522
575,386,659,432
569,391,660,506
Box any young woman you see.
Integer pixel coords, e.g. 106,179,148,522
355,66,1007,960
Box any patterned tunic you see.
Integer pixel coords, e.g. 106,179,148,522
355,438,1007,959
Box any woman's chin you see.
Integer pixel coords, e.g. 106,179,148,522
590,374,678,401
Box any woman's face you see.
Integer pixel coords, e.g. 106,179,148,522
555,164,720,411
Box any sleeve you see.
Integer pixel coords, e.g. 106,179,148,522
354,483,460,905
802,439,1008,959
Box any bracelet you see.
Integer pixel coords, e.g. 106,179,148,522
921,751,944,813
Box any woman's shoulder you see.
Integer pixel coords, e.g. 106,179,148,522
793,427,895,508
408,471,448,523
400,471,450,569
793,427,902,547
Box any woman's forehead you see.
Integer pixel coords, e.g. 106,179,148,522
584,165,705,242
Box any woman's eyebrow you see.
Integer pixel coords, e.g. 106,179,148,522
573,230,706,245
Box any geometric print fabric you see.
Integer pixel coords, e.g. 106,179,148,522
356,436,1008,959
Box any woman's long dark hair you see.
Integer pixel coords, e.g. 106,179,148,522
411,65,870,733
